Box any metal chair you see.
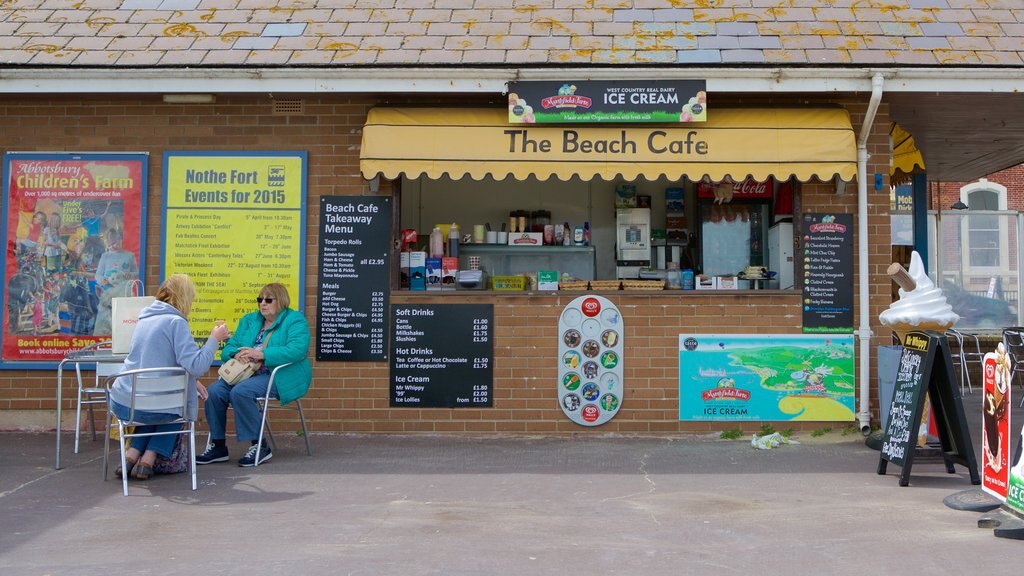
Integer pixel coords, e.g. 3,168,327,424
72,341,124,453
103,367,196,496
945,328,983,395
252,362,312,467
1001,327,1024,407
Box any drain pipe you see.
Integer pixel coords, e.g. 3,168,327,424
856,73,885,434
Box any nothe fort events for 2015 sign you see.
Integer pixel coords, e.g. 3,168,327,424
1,152,147,368
162,151,306,351
679,334,856,422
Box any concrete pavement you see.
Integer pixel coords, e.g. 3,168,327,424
1,409,1020,576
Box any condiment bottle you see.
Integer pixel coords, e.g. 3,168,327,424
448,223,459,258
429,226,444,258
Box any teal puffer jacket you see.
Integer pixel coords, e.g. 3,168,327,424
222,307,312,405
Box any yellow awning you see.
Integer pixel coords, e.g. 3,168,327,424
890,122,925,185
361,107,857,182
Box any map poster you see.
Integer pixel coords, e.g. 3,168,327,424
1,152,148,367
679,334,855,421
162,151,306,353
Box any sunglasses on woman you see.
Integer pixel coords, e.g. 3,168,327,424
256,297,275,304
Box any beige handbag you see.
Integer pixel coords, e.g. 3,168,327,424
218,358,259,386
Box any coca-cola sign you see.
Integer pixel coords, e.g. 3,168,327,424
697,177,774,200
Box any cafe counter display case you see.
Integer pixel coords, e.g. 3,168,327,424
459,244,596,281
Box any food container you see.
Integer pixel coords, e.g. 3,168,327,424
492,275,527,290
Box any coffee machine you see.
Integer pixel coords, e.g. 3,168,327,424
615,208,651,279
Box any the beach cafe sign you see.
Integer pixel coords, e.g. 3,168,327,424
507,80,707,124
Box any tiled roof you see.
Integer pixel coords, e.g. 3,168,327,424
1,0,1022,67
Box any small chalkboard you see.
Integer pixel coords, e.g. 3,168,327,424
390,304,493,408
877,330,980,486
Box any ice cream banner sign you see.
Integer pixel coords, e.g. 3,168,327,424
678,334,855,422
507,80,707,124
558,295,624,426
877,331,980,487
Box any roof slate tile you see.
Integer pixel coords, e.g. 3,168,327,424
2,1,1023,69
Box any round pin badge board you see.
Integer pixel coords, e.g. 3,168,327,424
558,295,623,426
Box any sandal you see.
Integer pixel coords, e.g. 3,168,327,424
115,457,138,479
131,462,154,481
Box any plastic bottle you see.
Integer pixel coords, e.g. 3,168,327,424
563,222,572,246
448,223,459,258
429,226,444,258
583,221,590,245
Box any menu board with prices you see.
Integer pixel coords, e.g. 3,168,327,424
390,304,493,408
558,295,624,426
877,331,979,487
162,151,306,349
316,196,391,362
801,213,854,333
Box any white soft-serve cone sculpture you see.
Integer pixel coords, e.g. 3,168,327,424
880,251,960,339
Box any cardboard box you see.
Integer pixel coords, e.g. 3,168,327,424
409,251,426,291
718,275,739,290
426,257,442,290
538,270,559,291
508,232,543,246
615,184,637,208
441,257,458,291
695,274,717,290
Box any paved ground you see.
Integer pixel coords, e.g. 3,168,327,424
2,385,1021,575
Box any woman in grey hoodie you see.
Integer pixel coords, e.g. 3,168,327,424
109,274,230,480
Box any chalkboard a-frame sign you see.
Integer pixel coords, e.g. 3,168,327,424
877,330,980,487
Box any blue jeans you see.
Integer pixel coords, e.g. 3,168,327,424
110,401,181,458
204,374,276,443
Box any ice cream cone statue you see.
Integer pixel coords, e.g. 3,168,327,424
880,251,960,446
880,251,960,338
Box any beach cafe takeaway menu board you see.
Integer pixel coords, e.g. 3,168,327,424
558,295,624,426
316,196,390,362
802,213,854,334
162,151,306,353
390,304,493,408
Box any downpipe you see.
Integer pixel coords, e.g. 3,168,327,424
856,73,885,435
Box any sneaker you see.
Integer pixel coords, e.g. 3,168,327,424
195,443,229,465
238,442,272,467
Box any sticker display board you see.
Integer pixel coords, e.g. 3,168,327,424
1,152,148,367
982,351,1011,501
877,331,980,487
801,213,854,333
390,304,493,408
316,196,390,362
679,334,855,421
558,295,624,426
162,151,306,352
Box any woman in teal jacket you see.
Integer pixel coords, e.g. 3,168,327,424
197,283,312,467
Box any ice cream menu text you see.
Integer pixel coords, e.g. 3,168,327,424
316,196,390,362
802,213,853,333
390,304,494,408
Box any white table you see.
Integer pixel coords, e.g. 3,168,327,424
55,348,127,469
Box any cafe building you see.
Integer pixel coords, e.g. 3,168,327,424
1,2,1022,437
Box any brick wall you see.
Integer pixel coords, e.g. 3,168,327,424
0,94,894,434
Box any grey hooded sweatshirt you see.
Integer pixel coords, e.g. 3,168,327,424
109,300,220,421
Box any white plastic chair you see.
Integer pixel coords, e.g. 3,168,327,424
253,362,312,467
72,341,124,453
1002,328,1024,407
102,367,196,496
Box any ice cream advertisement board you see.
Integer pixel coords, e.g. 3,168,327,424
678,334,855,421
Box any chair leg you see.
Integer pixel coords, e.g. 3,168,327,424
254,398,271,468
295,400,312,456
74,387,84,454
102,412,111,481
189,423,197,491
119,424,129,497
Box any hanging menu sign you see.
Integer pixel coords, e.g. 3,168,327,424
316,196,390,362
390,304,493,408
802,213,854,333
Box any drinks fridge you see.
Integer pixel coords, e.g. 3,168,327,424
615,208,651,279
